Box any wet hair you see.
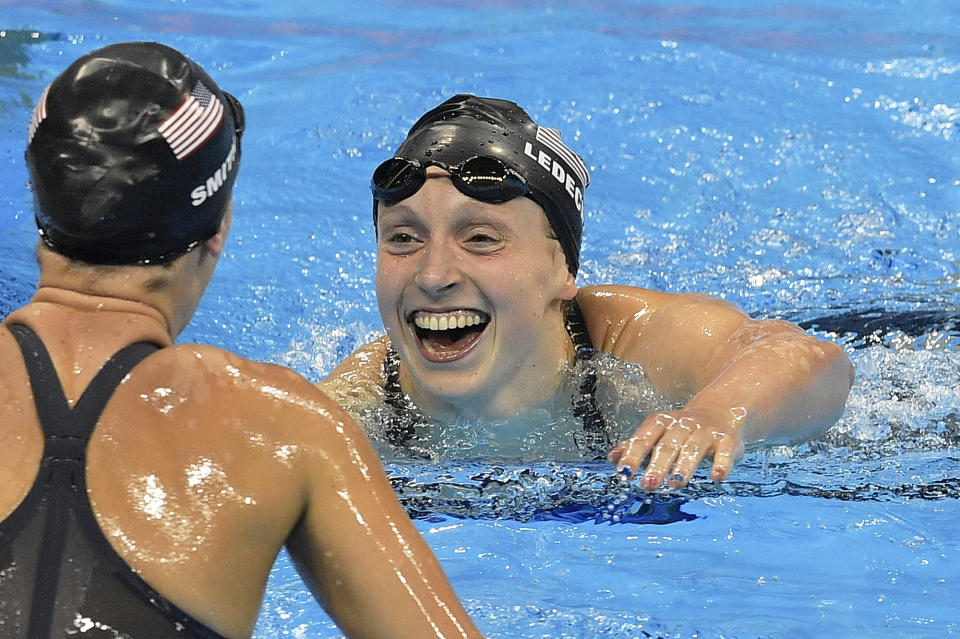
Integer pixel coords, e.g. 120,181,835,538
25,41,243,265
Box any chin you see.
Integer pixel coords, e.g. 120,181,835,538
408,367,496,409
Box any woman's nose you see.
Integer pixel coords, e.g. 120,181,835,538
414,239,460,295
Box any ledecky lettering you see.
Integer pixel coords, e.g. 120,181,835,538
523,141,584,213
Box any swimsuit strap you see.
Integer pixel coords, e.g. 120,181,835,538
9,324,160,637
10,324,159,479
383,346,416,445
564,300,612,454
6,325,228,639
564,298,593,353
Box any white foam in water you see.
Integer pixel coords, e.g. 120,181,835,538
1,2,959,638
359,351,677,463
836,345,960,451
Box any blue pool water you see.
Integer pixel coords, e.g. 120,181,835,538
2,2,959,637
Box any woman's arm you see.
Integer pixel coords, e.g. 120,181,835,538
317,336,390,423
286,381,483,638
577,285,854,490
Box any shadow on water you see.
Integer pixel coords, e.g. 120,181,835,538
388,462,699,525
0,30,59,80
380,301,960,526
799,307,960,349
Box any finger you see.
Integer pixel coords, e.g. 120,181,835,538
609,413,674,477
606,441,627,465
640,430,687,491
609,436,655,479
666,435,712,489
709,435,743,482
607,443,638,481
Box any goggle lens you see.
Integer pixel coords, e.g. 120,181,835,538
372,156,528,207
372,157,424,204
454,156,527,201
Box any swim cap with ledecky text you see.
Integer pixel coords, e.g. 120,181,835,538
379,94,590,275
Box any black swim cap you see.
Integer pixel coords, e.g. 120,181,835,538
378,94,590,275
25,41,243,265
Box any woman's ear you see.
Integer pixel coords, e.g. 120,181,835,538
203,200,233,257
559,270,578,301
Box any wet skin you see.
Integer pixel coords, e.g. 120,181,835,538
325,175,855,493
0,215,482,638
375,167,577,422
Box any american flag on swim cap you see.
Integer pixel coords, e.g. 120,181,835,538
535,125,590,187
158,80,224,160
27,84,50,144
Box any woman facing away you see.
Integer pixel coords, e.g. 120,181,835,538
320,94,854,491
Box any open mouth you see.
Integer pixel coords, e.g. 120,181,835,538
409,309,490,362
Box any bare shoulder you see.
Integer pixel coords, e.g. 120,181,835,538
141,342,353,444
83,342,378,632
577,284,673,318
576,285,712,350
316,336,390,420
164,342,314,387
578,284,733,316
576,284,774,363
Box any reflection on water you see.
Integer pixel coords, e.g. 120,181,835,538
0,30,57,81
367,330,960,522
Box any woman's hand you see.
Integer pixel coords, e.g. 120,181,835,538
607,407,746,491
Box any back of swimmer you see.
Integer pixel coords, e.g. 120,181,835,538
0,41,483,639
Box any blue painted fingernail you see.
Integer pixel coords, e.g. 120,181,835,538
618,466,633,478
670,473,684,482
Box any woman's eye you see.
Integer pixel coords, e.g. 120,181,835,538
464,230,502,245
381,230,423,254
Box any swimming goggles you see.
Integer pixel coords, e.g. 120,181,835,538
224,92,246,139
371,156,529,206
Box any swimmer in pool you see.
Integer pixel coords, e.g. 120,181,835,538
0,43,482,639
321,94,854,490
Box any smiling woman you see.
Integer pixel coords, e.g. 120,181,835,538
375,166,576,419
320,93,854,491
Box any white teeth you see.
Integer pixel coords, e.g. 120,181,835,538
413,311,486,331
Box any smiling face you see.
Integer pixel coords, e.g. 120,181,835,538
375,167,578,420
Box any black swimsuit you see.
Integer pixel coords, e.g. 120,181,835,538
0,325,227,639
382,300,612,457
